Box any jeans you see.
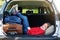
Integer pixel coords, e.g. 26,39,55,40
9,8,29,33
16,13,29,33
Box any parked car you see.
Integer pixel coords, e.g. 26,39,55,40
0,0,60,40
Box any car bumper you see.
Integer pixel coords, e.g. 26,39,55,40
0,35,58,40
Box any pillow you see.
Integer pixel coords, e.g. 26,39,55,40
45,25,54,35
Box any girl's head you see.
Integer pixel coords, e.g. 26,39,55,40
42,23,50,30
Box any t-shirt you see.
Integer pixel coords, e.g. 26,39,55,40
27,27,45,35
4,16,21,24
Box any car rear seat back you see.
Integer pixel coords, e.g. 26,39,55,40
24,14,55,27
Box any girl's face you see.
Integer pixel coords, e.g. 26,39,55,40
42,23,50,30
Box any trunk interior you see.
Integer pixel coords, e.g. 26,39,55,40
3,1,56,37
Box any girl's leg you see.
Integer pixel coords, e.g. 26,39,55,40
16,13,30,33
22,16,30,33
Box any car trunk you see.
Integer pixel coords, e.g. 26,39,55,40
4,0,56,37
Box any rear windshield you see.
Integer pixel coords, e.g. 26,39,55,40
6,1,52,14
21,7,51,14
